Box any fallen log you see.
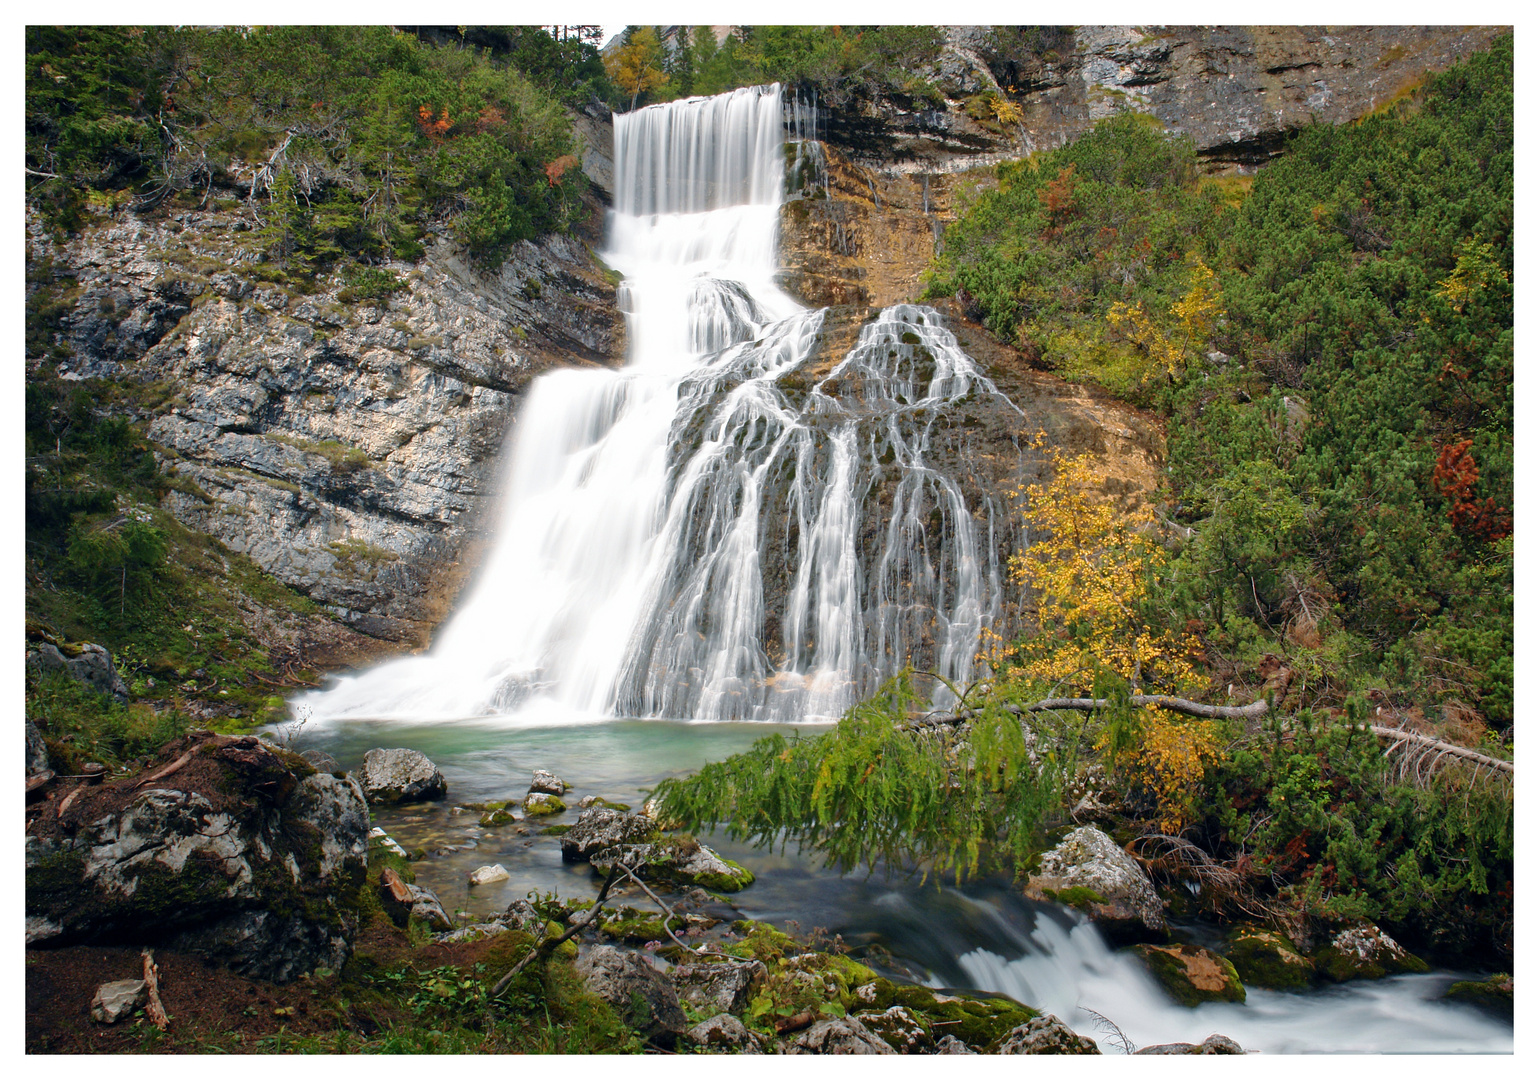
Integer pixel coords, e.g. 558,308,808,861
916,694,1271,727
1369,724,1513,774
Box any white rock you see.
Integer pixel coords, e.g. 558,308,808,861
91,979,148,1024
468,863,510,886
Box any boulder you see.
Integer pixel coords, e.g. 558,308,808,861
590,837,756,892
522,791,566,816
480,808,518,827
1133,944,1246,1007
560,807,660,862
26,719,50,777
468,864,510,886
1024,826,1167,943
1134,1034,1246,1054
575,945,687,1045
377,867,453,932
1313,923,1429,982
358,748,447,805
673,958,768,1014
529,769,567,795
25,737,369,983
28,641,130,702
995,1014,1101,1054
578,795,631,811
496,898,547,935
855,1005,931,1052
91,979,148,1024
787,1016,897,1055
687,1013,762,1052
1223,925,1315,990
299,748,343,774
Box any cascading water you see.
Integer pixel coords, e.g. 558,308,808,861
304,84,1014,725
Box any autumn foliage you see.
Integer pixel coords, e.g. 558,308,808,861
1432,439,1510,541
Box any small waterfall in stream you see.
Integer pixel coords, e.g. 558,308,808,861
306,84,1017,724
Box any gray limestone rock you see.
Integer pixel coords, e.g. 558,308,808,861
359,747,447,805
687,1013,762,1052
25,751,369,984
932,1034,976,1054
1025,825,1166,942
854,1005,931,1053
673,958,768,1014
786,1016,897,1055
91,979,148,1024
560,807,659,862
27,641,130,701
1135,1034,1246,1054
575,945,686,1044
300,748,343,774
529,769,567,795
995,1014,1101,1054
26,719,50,777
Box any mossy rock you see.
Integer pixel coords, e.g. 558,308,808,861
1444,973,1512,1017
1224,926,1315,991
523,792,566,816
479,809,518,827
599,911,683,945
855,977,1036,1049
1132,944,1246,1007
582,797,631,812
542,824,572,836
1313,924,1429,983
727,920,802,963
1042,885,1108,913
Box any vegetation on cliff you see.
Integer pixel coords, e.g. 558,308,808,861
26,26,600,267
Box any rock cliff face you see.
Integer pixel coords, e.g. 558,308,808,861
826,25,1505,173
31,195,622,652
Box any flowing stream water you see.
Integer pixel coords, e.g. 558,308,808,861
295,86,1512,1054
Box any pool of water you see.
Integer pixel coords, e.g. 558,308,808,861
291,717,1513,1054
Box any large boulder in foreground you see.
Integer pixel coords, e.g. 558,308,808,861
28,640,130,701
1024,825,1167,943
575,945,687,1045
358,747,447,805
590,836,756,892
25,734,368,983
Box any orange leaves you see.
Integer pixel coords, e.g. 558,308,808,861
544,154,579,187
1041,164,1078,223
1432,439,1510,541
475,104,507,132
1105,708,1222,834
416,105,451,143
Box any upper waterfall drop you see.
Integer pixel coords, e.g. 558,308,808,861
302,85,1014,725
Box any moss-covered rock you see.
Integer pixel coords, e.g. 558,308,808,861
1132,943,1246,1007
523,792,566,816
1313,923,1429,983
1224,925,1316,991
591,837,755,892
479,808,518,827
850,977,1036,1049
1443,973,1512,1017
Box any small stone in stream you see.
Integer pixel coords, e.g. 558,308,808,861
1134,1033,1246,1054
91,979,148,1024
529,770,567,795
687,1013,762,1052
523,791,566,815
578,795,631,811
468,864,510,886
1443,973,1513,1017
995,1015,1101,1054
480,808,518,827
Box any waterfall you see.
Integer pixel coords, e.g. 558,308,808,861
304,85,1017,725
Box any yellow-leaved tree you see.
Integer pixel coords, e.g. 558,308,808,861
998,444,1219,833
605,27,671,111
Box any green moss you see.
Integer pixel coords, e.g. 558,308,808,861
857,977,1037,1049
1050,885,1107,911
541,824,572,836
1444,973,1512,1017
1132,944,1246,1007
522,793,566,816
479,809,517,827
1224,927,1315,991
